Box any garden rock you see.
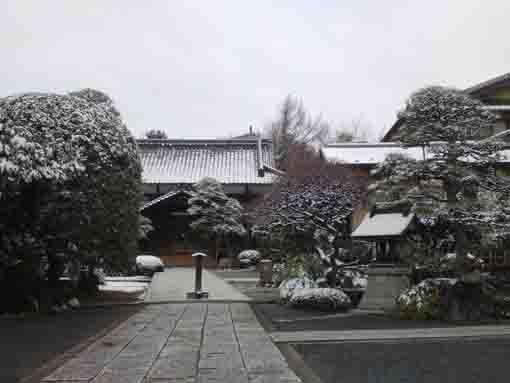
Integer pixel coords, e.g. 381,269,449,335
289,288,352,311
279,278,317,302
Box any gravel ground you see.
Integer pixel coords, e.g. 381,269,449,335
251,303,469,332
294,338,510,383
0,305,141,383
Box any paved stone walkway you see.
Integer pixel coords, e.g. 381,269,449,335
43,303,301,383
270,324,510,343
146,268,250,302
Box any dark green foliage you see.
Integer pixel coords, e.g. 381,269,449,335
187,177,246,250
0,90,142,312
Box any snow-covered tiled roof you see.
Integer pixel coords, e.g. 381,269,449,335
137,138,275,185
321,143,428,165
465,72,510,95
323,141,510,166
352,212,415,238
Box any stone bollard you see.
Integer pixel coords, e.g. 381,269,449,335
258,259,273,287
186,252,209,299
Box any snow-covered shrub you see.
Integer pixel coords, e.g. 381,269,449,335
340,269,368,289
136,255,164,275
67,297,80,309
238,250,260,263
279,277,317,302
290,288,351,311
272,260,306,287
0,90,142,302
396,278,457,320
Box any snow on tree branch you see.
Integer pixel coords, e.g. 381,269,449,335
187,177,246,238
374,86,510,267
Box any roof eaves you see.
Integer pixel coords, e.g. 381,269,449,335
137,138,272,146
140,190,192,211
381,117,405,142
262,164,286,177
464,73,510,95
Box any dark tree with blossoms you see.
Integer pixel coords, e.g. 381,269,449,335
373,86,510,272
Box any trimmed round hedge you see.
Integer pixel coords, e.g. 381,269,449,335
290,287,351,311
279,277,317,302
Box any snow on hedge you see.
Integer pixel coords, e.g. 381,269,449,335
238,250,260,262
0,91,139,183
279,277,317,301
0,90,142,273
290,288,351,311
396,278,457,319
136,255,164,269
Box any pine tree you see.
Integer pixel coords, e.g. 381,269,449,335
373,86,509,272
187,178,246,255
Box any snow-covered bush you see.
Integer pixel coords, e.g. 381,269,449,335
238,250,260,263
279,277,317,302
340,269,368,289
396,278,457,320
290,288,351,311
136,255,164,272
0,90,142,306
67,297,80,309
272,260,307,286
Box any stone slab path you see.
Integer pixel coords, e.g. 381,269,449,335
270,324,510,344
146,268,250,302
43,303,301,383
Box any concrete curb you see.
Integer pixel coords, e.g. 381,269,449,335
277,343,324,383
270,325,510,344
80,298,279,309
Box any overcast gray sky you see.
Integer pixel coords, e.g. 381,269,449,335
2,1,509,140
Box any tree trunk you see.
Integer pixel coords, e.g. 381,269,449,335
446,145,465,273
330,250,339,287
